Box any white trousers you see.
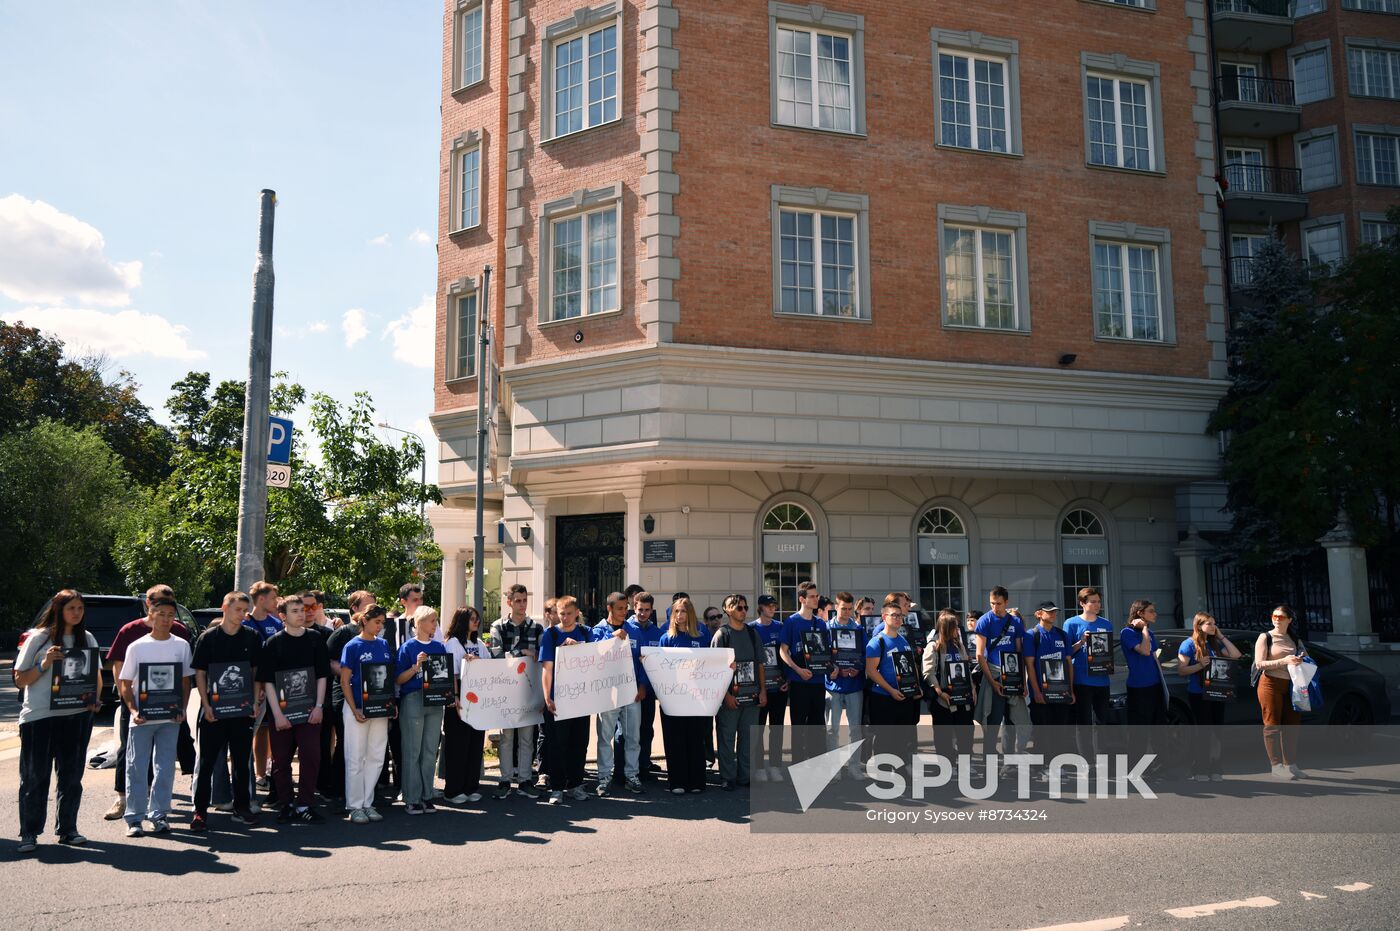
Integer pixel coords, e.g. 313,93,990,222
343,705,389,810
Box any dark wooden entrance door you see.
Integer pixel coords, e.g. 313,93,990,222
554,513,625,625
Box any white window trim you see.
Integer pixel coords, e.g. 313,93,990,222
540,3,624,143
1300,214,1347,272
1346,38,1400,99
452,0,488,94
1361,211,1399,244
448,129,484,235
1088,220,1175,345
1354,123,1400,185
1342,0,1400,12
538,183,624,325
446,276,479,383
936,204,1031,333
1289,40,1334,104
768,2,867,137
1080,52,1165,175
770,184,872,322
932,28,1023,157
1294,125,1341,192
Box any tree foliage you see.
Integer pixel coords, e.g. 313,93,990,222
0,420,133,627
1209,212,1400,563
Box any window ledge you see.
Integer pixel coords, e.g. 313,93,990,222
450,77,488,98
934,143,1024,159
942,322,1031,336
541,116,624,146
1086,162,1167,179
1092,334,1177,348
448,223,483,239
773,310,872,324
445,375,479,386
539,307,624,329
1350,92,1400,102
1078,0,1156,12
1357,180,1400,188
1300,181,1343,193
770,121,868,141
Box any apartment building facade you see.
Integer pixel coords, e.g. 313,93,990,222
429,0,1234,625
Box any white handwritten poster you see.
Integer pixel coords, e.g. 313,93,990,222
640,647,734,717
553,637,637,721
458,657,544,730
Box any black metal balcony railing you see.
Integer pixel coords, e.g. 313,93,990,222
1216,74,1297,106
1230,255,1259,287
1222,161,1303,196
1214,0,1294,17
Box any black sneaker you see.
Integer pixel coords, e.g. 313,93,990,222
722,781,736,792
294,807,325,824
276,806,296,824
236,809,259,826
190,814,208,833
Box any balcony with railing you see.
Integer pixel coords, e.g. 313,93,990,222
1213,0,1294,53
1221,162,1308,223
1215,75,1301,137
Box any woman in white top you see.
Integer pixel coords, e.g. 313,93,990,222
443,606,491,803
1254,604,1306,780
14,590,102,852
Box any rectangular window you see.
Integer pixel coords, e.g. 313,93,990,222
1344,0,1400,10
1086,74,1154,170
1304,223,1343,270
1362,218,1398,245
778,208,859,317
552,24,617,138
1296,0,1324,12
1349,47,1400,99
938,52,1008,152
459,4,484,88
549,206,618,320
1230,233,1268,285
1062,566,1104,622
1297,133,1338,190
1093,241,1162,341
919,565,966,616
942,226,1017,329
1356,132,1400,185
763,562,813,617
454,293,478,379
777,26,853,132
1224,146,1266,192
458,146,480,230
1292,48,1331,103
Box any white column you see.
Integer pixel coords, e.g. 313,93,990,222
1173,527,1212,622
624,488,643,586
441,550,465,620
529,497,550,607
1320,516,1373,637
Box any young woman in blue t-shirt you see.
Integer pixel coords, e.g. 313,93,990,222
1176,611,1241,782
1120,599,1166,765
659,597,709,794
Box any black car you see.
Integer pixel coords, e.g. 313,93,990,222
23,593,200,705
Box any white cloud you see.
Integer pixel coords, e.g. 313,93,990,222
275,320,331,339
382,294,433,369
307,320,329,334
3,306,206,360
408,229,432,245
341,308,368,348
0,195,143,305
368,233,391,247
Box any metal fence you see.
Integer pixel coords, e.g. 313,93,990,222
1205,550,1332,639
1216,74,1297,107
1368,547,1400,643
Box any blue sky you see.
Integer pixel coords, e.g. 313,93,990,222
0,0,444,479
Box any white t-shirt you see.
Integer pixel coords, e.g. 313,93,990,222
16,628,100,725
446,637,491,676
119,633,193,724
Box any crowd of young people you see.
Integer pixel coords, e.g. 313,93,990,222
13,577,1317,851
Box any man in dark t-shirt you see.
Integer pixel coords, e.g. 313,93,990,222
190,592,263,831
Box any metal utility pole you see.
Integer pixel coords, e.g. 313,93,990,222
472,265,492,611
234,190,276,592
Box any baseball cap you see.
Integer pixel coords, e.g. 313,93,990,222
756,594,778,607
1036,600,1060,612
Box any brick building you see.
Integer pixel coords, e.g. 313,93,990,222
428,0,1238,626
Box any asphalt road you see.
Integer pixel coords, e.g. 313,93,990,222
2,742,1398,930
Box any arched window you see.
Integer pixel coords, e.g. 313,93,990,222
1060,507,1108,614
917,506,969,614
761,502,817,615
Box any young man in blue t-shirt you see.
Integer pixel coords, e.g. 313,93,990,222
864,602,922,762
539,596,591,804
779,582,829,768
626,592,665,779
591,592,644,795
974,586,1031,768
1025,601,1076,778
1062,586,1114,762
825,591,865,777
749,594,787,781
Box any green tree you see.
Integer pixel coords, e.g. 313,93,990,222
1209,213,1400,563
0,321,173,487
0,420,133,628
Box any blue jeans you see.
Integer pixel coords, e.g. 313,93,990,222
124,721,178,825
596,702,641,782
398,691,444,805
825,689,863,751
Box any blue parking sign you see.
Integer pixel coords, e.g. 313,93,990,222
268,416,293,464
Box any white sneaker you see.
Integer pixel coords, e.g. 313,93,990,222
1192,774,1210,782
466,792,482,803
247,801,262,814
365,807,383,821
671,787,685,795
1288,764,1307,779
753,769,769,783
349,809,369,824
547,791,565,805
1209,773,1224,782
1270,764,1293,780
767,766,783,781
213,801,235,812
447,794,470,804
567,786,588,801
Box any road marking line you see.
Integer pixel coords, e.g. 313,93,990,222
1021,917,1131,931
1166,896,1279,918
1300,891,1327,900
1335,882,1373,892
